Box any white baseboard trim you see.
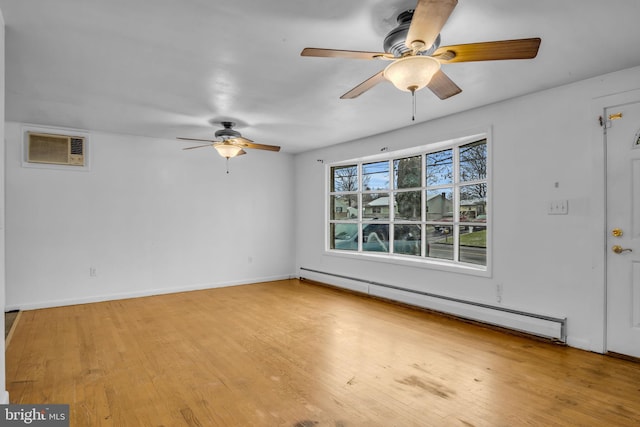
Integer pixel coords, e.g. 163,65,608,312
5,274,293,311
0,390,9,404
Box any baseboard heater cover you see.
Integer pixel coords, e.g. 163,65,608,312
299,267,566,343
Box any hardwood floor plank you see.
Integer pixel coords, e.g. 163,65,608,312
6,279,640,426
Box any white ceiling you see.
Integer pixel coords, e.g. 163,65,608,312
1,0,640,154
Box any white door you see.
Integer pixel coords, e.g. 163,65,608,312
606,100,640,358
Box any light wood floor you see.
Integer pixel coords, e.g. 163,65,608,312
6,279,640,426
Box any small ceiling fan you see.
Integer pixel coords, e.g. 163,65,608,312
301,0,541,102
178,121,280,173
177,121,280,159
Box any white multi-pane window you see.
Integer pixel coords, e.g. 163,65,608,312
328,137,488,268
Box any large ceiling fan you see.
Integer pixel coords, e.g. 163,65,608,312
177,121,280,159
301,0,541,101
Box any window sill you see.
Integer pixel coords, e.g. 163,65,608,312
324,249,491,278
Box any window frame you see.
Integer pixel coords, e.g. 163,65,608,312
326,132,491,277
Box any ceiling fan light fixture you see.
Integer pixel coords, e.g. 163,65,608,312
383,55,441,92
214,143,243,159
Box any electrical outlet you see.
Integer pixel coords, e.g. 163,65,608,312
548,199,568,215
89,267,97,277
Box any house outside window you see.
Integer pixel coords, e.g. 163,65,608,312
328,135,488,269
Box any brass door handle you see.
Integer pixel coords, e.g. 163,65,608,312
612,245,633,254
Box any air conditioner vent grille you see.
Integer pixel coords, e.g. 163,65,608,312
70,138,84,155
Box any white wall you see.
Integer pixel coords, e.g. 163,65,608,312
0,7,9,404
294,65,640,353
5,127,295,309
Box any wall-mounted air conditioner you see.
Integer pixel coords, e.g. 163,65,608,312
27,132,85,166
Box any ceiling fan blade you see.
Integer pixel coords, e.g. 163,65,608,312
301,48,392,60
427,69,462,100
340,70,386,99
433,38,541,63
237,149,247,156
177,137,218,143
229,137,281,152
182,144,214,150
406,0,458,52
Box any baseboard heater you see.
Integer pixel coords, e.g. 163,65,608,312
299,267,566,343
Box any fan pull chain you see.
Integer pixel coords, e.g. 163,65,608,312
412,90,416,121
226,157,230,174
409,86,417,121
